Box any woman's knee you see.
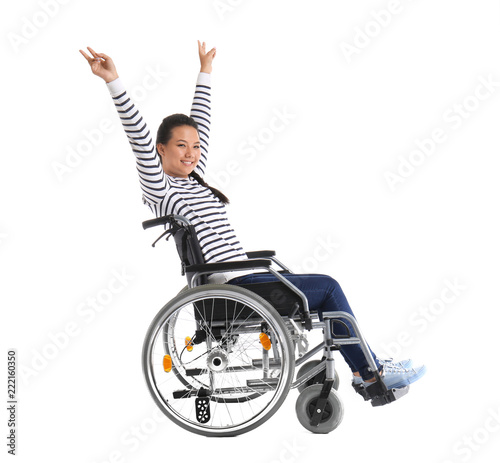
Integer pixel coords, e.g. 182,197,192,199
315,274,341,291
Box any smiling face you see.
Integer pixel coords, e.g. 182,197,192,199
157,125,201,178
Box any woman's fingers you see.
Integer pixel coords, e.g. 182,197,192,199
198,40,216,73
87,46,100,59
97,52,111,60
80,46,118,82
80,47,104,66
79,48,92,63
81,47,113,69
198,41,216,59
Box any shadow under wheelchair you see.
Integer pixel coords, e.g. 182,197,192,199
141,214,409,437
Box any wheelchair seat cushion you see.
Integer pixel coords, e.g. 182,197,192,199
234,281,314,317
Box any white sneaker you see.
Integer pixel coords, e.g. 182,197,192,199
376,363,426,389
352,358,413,385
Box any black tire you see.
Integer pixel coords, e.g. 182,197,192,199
143,284,295,437
295,384,344,434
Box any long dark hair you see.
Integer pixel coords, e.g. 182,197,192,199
156,114,229,205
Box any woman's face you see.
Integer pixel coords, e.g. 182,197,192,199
157,125,200,178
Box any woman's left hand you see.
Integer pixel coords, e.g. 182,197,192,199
198,40,216,73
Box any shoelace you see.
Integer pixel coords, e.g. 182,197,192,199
381,363,409,375
379,358,406,369
381,358,419,372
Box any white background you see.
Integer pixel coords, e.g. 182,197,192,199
1,0,500,462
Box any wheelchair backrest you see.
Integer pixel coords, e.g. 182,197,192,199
168,216,207,285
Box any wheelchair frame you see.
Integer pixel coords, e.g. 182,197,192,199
141,214,408,436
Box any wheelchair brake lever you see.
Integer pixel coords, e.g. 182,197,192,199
151,228,174,247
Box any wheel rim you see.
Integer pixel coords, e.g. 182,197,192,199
143,286,294,435
306,397,333,422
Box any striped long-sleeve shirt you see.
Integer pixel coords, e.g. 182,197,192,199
106,73,249,283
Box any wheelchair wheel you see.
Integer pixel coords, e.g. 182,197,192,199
296,360,340,393
143,284,295,437
295,384,344,434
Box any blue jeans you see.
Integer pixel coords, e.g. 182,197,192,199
227,272,381,380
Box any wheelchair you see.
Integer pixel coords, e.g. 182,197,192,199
141,214,409,437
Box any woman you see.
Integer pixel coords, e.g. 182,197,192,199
80,42,425,391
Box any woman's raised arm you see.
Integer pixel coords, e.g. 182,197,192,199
80,47,167,209
190,41,216,177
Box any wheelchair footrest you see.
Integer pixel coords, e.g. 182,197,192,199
352,381,409,407
247,378,279,390
370,385,409,407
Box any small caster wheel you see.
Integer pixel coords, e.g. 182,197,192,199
296,360,340,393
295,385,344,434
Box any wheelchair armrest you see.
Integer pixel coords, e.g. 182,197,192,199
246,250,276,259
185,258,272,275
246,250,293,274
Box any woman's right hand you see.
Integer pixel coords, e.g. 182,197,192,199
79,47,119,83
198,41,216,74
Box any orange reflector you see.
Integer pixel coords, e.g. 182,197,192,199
259,333,272,351
185,336,193,352
163,355,172,373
